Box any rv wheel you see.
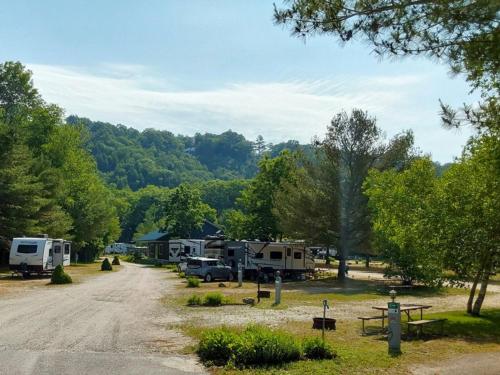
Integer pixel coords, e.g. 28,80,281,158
22,272,30,279
204,273,213,282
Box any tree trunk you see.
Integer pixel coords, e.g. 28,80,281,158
467,269,482,314
338,258,346,280
365,256,370,268
471,261,492,316
325,246,331,266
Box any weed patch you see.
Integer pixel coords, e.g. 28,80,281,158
187,277,200,288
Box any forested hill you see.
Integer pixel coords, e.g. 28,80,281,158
67,116,305,190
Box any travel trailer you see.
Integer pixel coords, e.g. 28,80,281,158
104,242,133,254
224,241,315,280
9,236,71,277
168,239,205,262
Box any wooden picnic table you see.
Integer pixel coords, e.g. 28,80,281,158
371,304,433,326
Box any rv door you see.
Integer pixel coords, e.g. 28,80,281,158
52,241,64,267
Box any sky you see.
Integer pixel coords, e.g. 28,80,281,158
0,0,477,162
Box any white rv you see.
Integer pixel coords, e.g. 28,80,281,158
224,241,315,280
104,242,133,254
168,239,205,262
9,236,71,277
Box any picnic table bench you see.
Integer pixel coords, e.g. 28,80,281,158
359,304,434,334
406,319,447,338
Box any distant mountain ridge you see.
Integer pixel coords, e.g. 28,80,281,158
67,116,305,190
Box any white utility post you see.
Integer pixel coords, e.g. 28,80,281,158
237,259,243,287
275,271,282,304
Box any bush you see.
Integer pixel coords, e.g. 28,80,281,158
187,294,202,306
51,265,72,284
302,337,335,360
187,277,200,288
112,256,120,266
178,271,186,278
203,292,224,306
198,328,240,366
101,258,113,271
154,261,163,267
197,325,302,367
236,325,301,366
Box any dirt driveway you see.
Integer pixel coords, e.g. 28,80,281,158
0,262,205,375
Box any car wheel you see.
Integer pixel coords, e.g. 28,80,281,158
227,272,234,282
204,273,212,282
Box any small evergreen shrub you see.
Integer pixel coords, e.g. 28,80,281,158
112,256,120,266
178,271,186,278
101,258,113,271
187,294,202,306
51,265,72,284
203,292,224,306
154,261,163,267
302,337,335,360
187,277,200,288
197,328,240,366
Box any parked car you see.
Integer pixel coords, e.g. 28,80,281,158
185,257,233,282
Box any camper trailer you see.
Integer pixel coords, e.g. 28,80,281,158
224,241,315,280
9,236,71,277
168,239,205,262
104,242,133,254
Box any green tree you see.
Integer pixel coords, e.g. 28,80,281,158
274,0,498,97
227,151,297,241
162,184,216,238
273,150,340,263
365,158,443,285
436,136,499,315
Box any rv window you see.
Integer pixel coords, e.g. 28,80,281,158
207,260,218,267
227,249,235,257
184,246,191,254
64,244,70,255
54,246,61,254
294,252,302,260
254,253,264,259
286,248,291,256
270,251,283,260
17,244,38,254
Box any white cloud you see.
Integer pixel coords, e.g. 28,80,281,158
28,63,473,162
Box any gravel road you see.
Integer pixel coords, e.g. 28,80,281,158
0,263,205,375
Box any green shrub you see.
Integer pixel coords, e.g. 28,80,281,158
101,258,113,271
302,337,335,360
236,325,301,366
203,292,224,306
112,256,120,266
197,325,302,367
178,271,186,278
187,277,200,288
187,294,202,306
154,261,163,267
197,327,240,366
51,265,72,284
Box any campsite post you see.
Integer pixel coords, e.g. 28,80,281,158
322,299,329,341
275,271,281,305
237,259,243,287
257,265,261,303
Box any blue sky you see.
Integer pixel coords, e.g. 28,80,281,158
0,0,477,162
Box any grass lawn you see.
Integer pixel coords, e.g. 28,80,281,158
0,261,121,295
174,276,469,309
181,309,500,374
